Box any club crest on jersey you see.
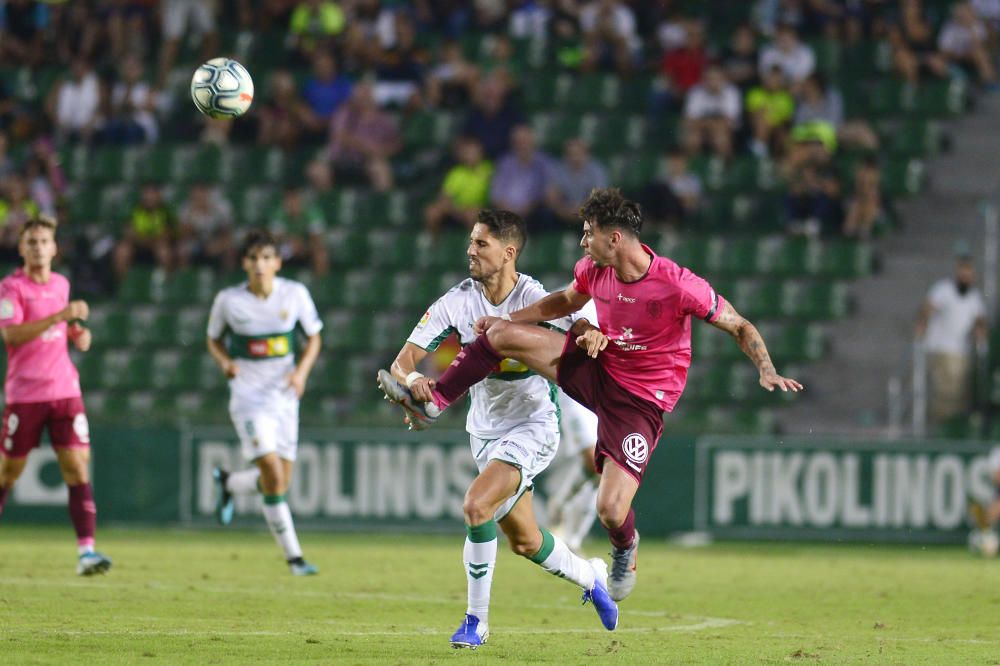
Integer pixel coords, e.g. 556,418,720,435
279,309,289,320
646,300,663,319
622,433,648,464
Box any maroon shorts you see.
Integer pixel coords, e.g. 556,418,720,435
557,333,664,483
0,397,90,459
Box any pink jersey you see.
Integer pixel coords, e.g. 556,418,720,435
0,269,81,403
572,245,724,411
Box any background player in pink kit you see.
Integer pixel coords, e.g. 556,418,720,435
379,188,801,603
0,216,111,575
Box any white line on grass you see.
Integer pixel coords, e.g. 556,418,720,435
0,575,699,618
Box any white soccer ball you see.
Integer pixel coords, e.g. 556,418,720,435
968,529,999,558
190,58,254,119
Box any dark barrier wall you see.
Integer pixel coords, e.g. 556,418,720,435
4,428,994,543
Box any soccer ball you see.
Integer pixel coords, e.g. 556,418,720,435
190,58,254,119
968,529,999,557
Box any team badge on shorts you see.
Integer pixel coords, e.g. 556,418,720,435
622,433,649,465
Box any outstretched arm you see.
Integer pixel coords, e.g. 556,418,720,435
1,300,89,347
474,283,592,334
709,300,803,393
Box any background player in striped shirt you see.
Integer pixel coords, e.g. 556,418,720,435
207,230,323,576
0,216,111,575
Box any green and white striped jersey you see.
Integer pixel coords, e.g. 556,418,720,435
407,274,568,440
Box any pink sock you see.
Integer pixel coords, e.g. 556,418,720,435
607,508,636,550
68,483,97,550
431,334,503,409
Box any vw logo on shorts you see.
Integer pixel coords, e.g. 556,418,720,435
622,433,648,464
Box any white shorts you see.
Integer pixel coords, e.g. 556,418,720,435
163,0,216,40
558,390,598,457
470,422,559,521
230,402,299,462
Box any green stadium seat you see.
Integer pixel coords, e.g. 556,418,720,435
882,157,926,196
196,354,227,391
127,307,179,347
343,270,392,308
402,111,457,150
233,185,278,226
159,268,217,305
327,228,370,268
175,306,209,346
307,273,347,309
119,267,158,303
730,280,783,319
321,309,372,352
816,242,873,278
86,306,129,348
390,271,441,311
781,281,850,320
98,350,148,390
367,191,412,227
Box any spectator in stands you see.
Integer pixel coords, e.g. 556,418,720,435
113,182,177,280
640,148,702,228
324,81,401,192
915,253,988,424
510,0,551,39
268,184,329,275
938,1,997,85
257,70,314,150
0,174,40,233
546,139,608,225
177,182,236,271
490,124,552,228
746,65,795,158
682,65,742,160
580,0,640,74
305,158,334,195
288,0,346,63
46,59,102,145
103,54,159,145
793,73,879,152
461,75,525,160
301,51,354,133
758,23,815,89
723,23,761,92
158,0,219,88
843,156,891,240
477,34,523,92
659,19,709,105
0,0,45,66
90,1,153,63
373,12,429,109
889,0,950,85
425,40,480,109
0,132,14,180
23,138,65,217
424,136,494,237
784,163,843,237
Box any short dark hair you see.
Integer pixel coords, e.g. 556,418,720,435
477,209,526,253
580,188,643,237
19,214,58,240
241,229,279,258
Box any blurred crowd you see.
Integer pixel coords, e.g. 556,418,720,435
0,0,998,287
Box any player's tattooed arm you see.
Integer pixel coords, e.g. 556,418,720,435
708,301,803,393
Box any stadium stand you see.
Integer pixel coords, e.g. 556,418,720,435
0,0,989,434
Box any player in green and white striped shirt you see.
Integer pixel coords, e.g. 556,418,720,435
207,229,323,575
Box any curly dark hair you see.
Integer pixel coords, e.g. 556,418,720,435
240,229,280,258
579,187,643,237
477,209,526,252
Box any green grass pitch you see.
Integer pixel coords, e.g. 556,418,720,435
0,526,997,664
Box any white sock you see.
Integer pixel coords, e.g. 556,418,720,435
564,478,600,551
531,530,596,590
262,496,303,560
226,468,261,495
464,523,498,625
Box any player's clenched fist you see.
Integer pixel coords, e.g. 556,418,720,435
473,316,501,335
62,300,89,322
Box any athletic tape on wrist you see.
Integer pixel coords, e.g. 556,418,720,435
405,371,424,388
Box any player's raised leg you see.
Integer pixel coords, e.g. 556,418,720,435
499,486,617,631
212,466,260,525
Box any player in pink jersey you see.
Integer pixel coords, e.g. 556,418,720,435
378,188,801,602
0,217,112,576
